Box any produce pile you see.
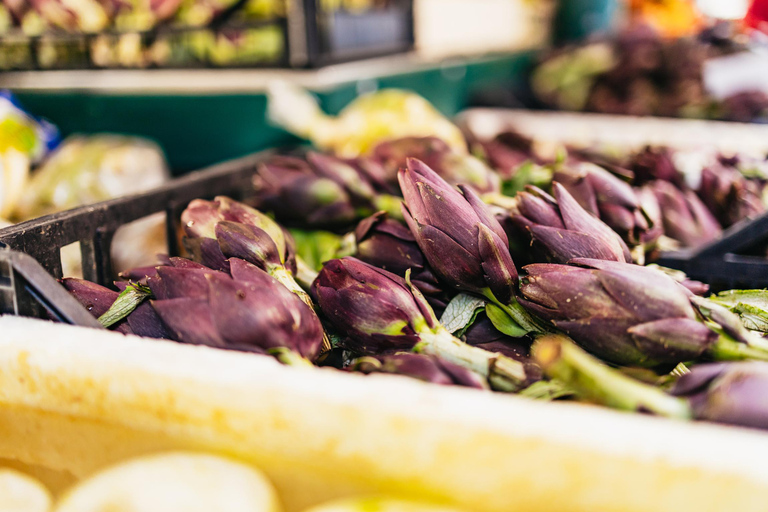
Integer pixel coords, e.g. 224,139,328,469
58,116,768,433
475,129,768,257
0,0,285,68
531,23,768,122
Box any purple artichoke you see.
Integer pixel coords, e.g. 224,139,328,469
671,362,768,430
628,146,682,186
152,258,323,359
182,195,296,274
398,158,540,335
646,180,722,248
313,257,438,353
62,278,169,339
518,258,718,368
554,163,661,258
398,158,517,303
477,139,534,180
698,164,765,228
510,182,632,264
253,153,401,230
720,91,768,123
348,353,487,389
253,156,358,229
181,195,330,353
353,211,442,296
371,136,500,193
314,257,530,391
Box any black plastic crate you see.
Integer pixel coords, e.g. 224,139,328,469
6,145,763,329
296,0,414,67
0,150,274,324
656,211,768,291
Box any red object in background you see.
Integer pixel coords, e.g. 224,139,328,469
746,0,768,34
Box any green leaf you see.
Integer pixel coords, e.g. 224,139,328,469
98,283,152,329
485,303,528,338
439,293,486,335
289,229,345,271
500,161,553,197
711,290,768,334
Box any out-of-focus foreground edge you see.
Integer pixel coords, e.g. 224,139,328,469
0,315,765,512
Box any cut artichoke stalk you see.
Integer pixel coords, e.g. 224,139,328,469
98,283,152,329
533,334,692,419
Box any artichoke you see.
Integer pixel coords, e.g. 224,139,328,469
509,182,632,264
314,257,531,391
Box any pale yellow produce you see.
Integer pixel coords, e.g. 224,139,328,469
302,497,466,512
54,452,280,512
267,83,467,157
0,468,52,512
0,316,767,511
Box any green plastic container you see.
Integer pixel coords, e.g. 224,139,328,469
11,53,533,173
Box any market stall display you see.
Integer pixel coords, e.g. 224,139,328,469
2,2,768,505
0,0,413,69
529,23,768,122
4,91,768,434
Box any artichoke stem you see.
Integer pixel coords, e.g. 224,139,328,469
294,256,319,291
532,334,692,419
709,335,768,362
416,327,527,392
270,266,332,354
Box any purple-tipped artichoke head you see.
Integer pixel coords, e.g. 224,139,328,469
518,258,717,367
353,211,443,296
372,137,500,193
511,182,632,264
253,156,357,229
698,165,765,228
398,158,517,303
349,352,487,389
646,180,722,248
313,257,438,353
671,362,768,430
62,278,169,338
372,136,450,183
307,151,379,207
152,258,323,358
61,278,130,334
628,146,682,186
555,163,661,250
181,196,295,274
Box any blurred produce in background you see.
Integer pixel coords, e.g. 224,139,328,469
0,0,287,69
0,0,414,69
0,92,170,276
531,20,768,122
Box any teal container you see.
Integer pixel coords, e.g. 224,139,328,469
553,0,618,44
12,53,534,173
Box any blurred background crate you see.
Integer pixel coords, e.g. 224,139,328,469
0,0,414,70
